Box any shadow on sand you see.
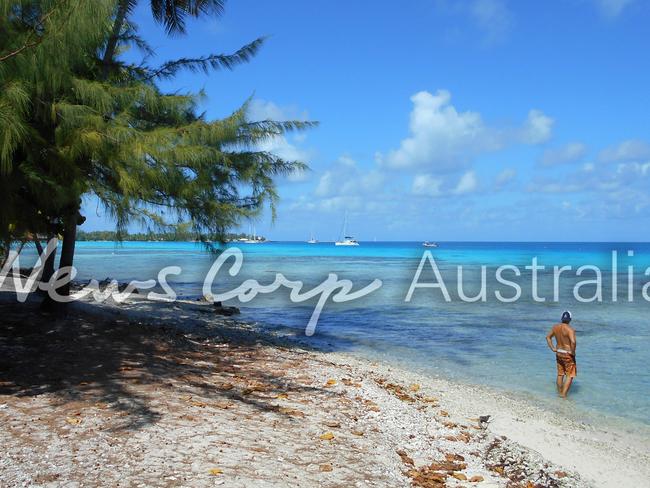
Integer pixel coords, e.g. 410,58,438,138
0,293,332,431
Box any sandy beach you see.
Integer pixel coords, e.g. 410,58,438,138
0,290,648,487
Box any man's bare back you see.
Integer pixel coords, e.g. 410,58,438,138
546,311,577,398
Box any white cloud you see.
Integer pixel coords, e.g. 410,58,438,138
454,171,478,194
598,139,650,162
381,90,495,171
247,99,312,179
495,168,517,188
380,90,553,172
595,0,634,18
540,142,587,166
412,174,443,197
520,109,554,145
248,99,308,121
315,155,385,198
469,0,514,44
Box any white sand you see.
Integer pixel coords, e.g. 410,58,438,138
1,289,648,487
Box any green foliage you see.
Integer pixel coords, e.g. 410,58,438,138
0,0,315,251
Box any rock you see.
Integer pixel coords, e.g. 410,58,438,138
213,301,240,315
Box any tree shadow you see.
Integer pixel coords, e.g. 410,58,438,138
0,293,333,431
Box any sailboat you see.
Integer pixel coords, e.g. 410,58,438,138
335,212,359,246
307,230,318,244
422,241,438,248
241,225,263,244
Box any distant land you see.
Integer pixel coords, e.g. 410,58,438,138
76,230,266,243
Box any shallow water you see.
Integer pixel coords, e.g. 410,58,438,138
13,240,650,427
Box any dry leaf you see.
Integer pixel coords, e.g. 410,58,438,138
422,396,438,403
445,453,465,462
324,421,341,428
452,472,468,481
275,393,289,399
351,430,364,436
470,475,484,482
396,449,415,466
208,468,223,475
439,410,449,417
319,464,333,472
278,407,305,417
65,417,81,425
324,379,337,387
409,383,421,392
319,432,335,441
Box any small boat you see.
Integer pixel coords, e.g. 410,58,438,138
241,225,264,244
335,212,359,246
307,231,317,244
335,236,359,246
422,241,438,248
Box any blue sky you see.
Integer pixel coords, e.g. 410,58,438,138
83,0,650,241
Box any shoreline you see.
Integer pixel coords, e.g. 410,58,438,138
1,290,648,486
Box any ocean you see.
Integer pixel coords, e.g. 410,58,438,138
13,240,650,429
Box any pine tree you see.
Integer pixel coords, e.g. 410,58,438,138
0,0,315,310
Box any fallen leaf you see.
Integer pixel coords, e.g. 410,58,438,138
65,417,81,425
470,475,484,482
554,471,567,478
396,449,415,466
351,430,364,436
422,396,438,403
319,464,333,472
278,407,305,417
324,379,337,387
409,383,421,392
323,421,341,428
319,432,335,441
275,393,289,399
452,473,468,481
208,468,223,475
439,410,449,417
445,453,465,462
191,401,207,408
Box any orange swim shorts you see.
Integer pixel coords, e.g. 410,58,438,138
556,353,577,377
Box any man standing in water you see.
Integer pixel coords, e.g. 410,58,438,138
546,311,577,398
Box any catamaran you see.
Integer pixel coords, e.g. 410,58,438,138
335,212,359,246
241,225,264,244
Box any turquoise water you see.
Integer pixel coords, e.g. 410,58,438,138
14,241,650,426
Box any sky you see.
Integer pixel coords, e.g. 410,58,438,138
82,0,650,241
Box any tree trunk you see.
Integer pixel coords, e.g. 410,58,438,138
57,209,79,300
33,237,44,256
41,209,78,315
101,0,130,80
41,234,57,286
